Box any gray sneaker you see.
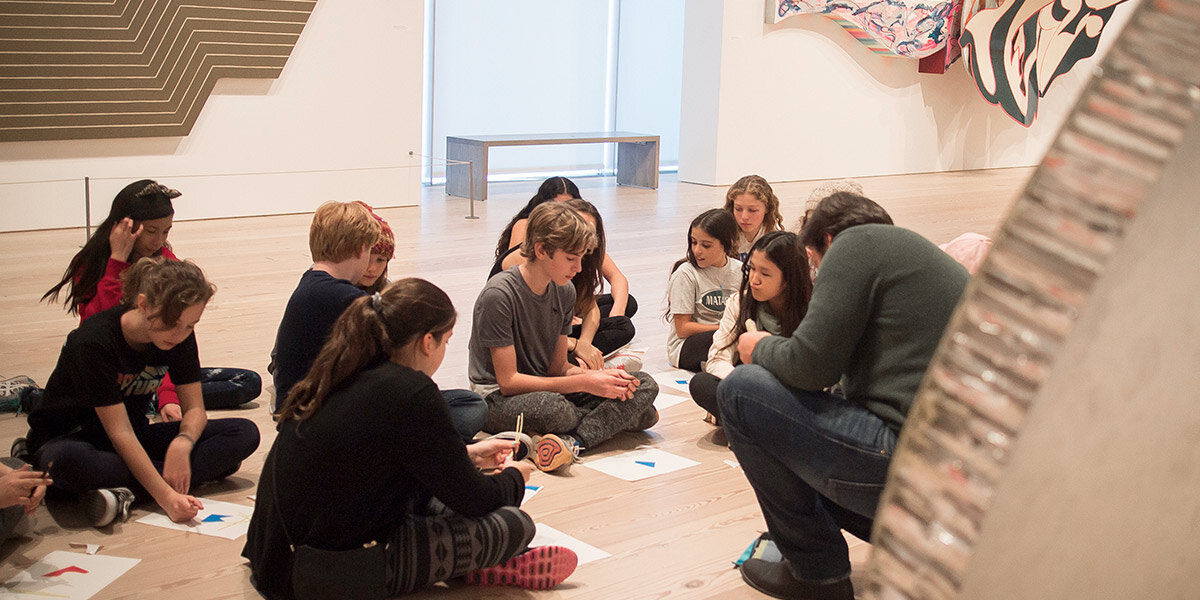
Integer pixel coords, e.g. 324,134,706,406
9,437,29,462
85,487,134,527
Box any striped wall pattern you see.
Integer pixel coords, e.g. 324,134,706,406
0,0,317,142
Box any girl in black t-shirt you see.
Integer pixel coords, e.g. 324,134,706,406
27,258,260,527
245,278,577,598
40,179,262,417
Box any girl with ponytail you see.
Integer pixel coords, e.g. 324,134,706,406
246,278,577,598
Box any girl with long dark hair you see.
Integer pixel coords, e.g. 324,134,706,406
689,231,813,420
41,180,261,417
664,209,742,371
245,278,577,598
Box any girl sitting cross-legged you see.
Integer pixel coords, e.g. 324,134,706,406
244,278,577,598
689,231,813,422
494,177,639,338
41,179,261,419
665,209,743,372
26,257,260,527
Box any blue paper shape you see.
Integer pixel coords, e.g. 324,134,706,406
635,460,656,468
675,379,688,384
202,514,230,523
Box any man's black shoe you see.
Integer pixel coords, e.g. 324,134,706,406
739,558,853,600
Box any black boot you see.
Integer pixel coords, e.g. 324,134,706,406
740,558,853,600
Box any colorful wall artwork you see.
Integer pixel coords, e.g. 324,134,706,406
770,0,957,58
960,0,1131,125
769,0,1129,126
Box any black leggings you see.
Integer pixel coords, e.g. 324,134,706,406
689,372,722,417
597,294,638,319
677,330,716,373
570,294,639,356
34,419,260,499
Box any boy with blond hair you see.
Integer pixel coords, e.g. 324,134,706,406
469,202,659,472
271,201,381,408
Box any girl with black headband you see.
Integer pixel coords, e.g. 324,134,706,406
38,180,262,418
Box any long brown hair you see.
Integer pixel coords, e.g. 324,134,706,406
663,208,740,322
563,199,605,317
278,278,456,421
493,176,582,259
722,231,812,352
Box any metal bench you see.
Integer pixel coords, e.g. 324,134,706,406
446,131,660,201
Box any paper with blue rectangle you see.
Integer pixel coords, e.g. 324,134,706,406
521,485,543,506
651,368,693,397
580,448,699,481
135,498,254,539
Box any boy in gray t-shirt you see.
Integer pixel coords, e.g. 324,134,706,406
467,203,659,473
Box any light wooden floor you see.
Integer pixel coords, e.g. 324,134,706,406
0,169,1029,599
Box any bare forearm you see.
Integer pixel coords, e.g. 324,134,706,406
576,305,600,347
675,320,718,338
174,382,207,441
498,372,588,396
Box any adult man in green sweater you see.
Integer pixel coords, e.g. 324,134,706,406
718,193,969,600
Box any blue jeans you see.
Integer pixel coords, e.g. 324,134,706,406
197,367,262,409
442,388,487,443
717,365,897,582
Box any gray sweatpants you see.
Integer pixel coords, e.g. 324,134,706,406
482,370,659,448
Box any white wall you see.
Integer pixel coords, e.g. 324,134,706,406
679,0,1137,186
429,1,612,180
0,0,425,232
428,0,685,181
615,1,685,168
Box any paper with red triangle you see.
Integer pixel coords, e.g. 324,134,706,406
1,551,139,599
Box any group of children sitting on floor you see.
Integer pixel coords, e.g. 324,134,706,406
0,174,990,600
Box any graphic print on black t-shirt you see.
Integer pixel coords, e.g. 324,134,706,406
118,365,169,397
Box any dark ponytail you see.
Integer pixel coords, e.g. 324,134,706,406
278,278,456,421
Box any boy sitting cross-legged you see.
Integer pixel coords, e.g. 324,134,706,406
271,201,381,411
469,202,659,472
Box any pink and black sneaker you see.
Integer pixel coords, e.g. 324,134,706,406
464,545,578,590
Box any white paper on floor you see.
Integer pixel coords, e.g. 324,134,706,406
580,448,700,482
521,485,543,506
135,498,255,540
1,551,139,600
531,523,611,566
651,369,693,396
653,392,689,411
